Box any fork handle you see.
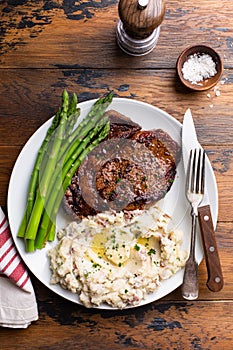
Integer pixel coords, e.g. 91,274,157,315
182,214,199,300
198,205,224,292
182,257,199,300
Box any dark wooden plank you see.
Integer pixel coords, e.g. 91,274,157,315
0,68,232,146
0,294,232,349
0,0,232,68
0,146,21,207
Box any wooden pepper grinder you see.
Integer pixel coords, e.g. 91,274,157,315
116,0,165,56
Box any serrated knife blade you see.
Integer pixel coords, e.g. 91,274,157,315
182,108,223,292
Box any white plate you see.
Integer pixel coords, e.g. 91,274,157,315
7,98,218,309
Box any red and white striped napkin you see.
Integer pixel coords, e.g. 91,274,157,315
0,207,38,328
0,211,31,292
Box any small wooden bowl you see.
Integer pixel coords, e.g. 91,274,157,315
176,45,223,91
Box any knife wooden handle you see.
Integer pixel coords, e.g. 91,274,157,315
198,205,224,292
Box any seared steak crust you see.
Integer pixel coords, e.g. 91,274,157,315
63,111,180,219
106,109,142,139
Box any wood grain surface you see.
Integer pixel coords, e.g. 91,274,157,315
0,0,232,349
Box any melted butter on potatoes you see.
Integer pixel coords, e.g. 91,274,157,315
48,206,187,309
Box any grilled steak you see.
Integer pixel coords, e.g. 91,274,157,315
106,109,142,139
63,110,180,219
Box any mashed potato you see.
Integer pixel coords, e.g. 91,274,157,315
48,206,187,308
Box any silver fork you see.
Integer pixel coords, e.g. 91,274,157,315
182,148,205,300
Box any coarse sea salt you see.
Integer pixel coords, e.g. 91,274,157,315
182,53,217,85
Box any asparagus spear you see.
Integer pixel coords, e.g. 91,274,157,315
18,90,113,251
17,91,79,238
60,91,114,165
65,93,80,136
34,117,109,249
39,94,80,183
24,90,69,241
35,121,110,249
32,93,113,249
36,91,113,217
17,109,62,238
44,114,110,213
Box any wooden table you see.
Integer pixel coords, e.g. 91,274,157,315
0,1,232,348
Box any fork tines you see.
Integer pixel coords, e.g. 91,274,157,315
187,148,205,195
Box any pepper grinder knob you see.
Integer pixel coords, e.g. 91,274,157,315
117,0,165,56
138,0,149,10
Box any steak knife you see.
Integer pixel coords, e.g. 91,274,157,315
182,108,223,292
